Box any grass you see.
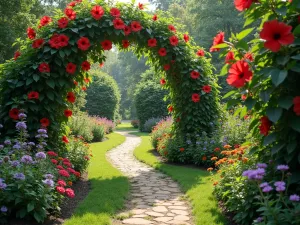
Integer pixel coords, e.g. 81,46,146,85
132,132,228,225
64,133,128,225
116,122,138,131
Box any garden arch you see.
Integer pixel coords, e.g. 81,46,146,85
0,0,220,146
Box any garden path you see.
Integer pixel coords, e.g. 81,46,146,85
107,131,194,225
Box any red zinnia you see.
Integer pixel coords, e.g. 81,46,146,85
148,38,157,47
124,26,131,36
81,61,90,71
58,17,69,28
101,40,112,50
40,118,50,127
190,70,200,79
65,188,75,198
27,27,36,40
183,34,189,43
168,25,176,32
56,186,65,194
110,8,120,17
28,91,39,100
32,39,44,49
9,108,19,120
59,170,70,177
293,96,300,116
40,16,52,27
227,60,253,88
14,51,21,60
131,21,142,32
77,37,90,51
113,18,125,30
62,135,69,143
67,92,76,103
244,52,254,62
169,36,179,46
160,79,166,85
168,106,173,112
51,159,58,164
73,80,78,86
259,116,272,136
260,20,294,52
153,14,158,21
91,5,104,20
65,8,76,20
210,32,225,52
39,62,50,73
202,85,211,93
225,51,235,64
47,151,58,157
158,48,167,56
66,62,77,74
64,109,72,117
57,180,66,187
138,2,144,10
122,40,130,48
164,64,170,71
234,0,253,11
192,93,200,103
196,49,205,57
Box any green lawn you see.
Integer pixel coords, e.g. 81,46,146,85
133,132,228,225
64,133,128,225
116,122,137,131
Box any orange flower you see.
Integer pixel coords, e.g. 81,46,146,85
179,147,185,152
68,181,73,186
58,157,63,161
164,151,168,156
224,144,232,149
213,181,218,186
211,157,218,161
242,157,249,163
202,156,207,161
207,167,214,171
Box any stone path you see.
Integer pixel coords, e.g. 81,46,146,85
107,131,193,225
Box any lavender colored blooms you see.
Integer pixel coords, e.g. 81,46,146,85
259,182,269,188
0,124,3,129
274,181,286,192
36,144,44,149
256,217,263,222
35,152,46,159
0,206,7,213
242,168,265,180
10,160,20,167
290,194,300,202
18,113,27,119
20,155,33,164
16,122,27,131
37,129,47,134
0,179,7,190
44,174,54,179
42,179,54,187
28,142,35,146
257,163,267,169
13,144,21,150
4,140,11,145
277,165,289,171
262,185,273,193
0,145,3,149
13,173,25,180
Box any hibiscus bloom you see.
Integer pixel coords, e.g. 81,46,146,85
62,135,69,143
293,96,300,116
192,93,200,103
241,94,247,100
259,116,271,136
168,25,176,32
40,16,52,27
183,34,189,42
131,21,142,32
190,71,200,79
65,8,76,20
225,51,235,64
49,34,69,49
101,40,112,50
244,52,254,62
122,40,130,48
160,79,166,85
158,48,167,56
67,92,76,103
168,106,173,112
110,8,120,17
32,39,44,49
14,51,21,60
164,64,170,71
169,36,179,46
27,27,36,40
81,61,90,71
113,18,125,29
153,14,158,21
234,0,253,11
227,60,253,88
210,32,225,52
91,5,104,20
138,2,144,10
124,26,131,36
28,91,39,100
39,62,50,73
202,85,211,93
66,63,77,74
77,37,90,51
40,118,50,127
196,49,205,57
148,38,157,47
260,20,294,52
99,62,104,68
58,17,69,28
64,109,72,117
9,108,19,120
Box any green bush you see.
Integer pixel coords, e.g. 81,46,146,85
131,120,139,128
143,117,161,133
151,117,173,149
135,80,169,131
85,70,121,121
68,113,94,142
92,124,105,142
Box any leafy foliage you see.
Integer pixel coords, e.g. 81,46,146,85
143,117,161,133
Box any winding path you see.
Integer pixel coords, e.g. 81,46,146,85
107,131,194,225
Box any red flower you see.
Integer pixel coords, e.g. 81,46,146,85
169,36,179,46
65,8,76,20
160,79,166,85
32,39,44,49
260,20,294,52
122,40,130,48
56,165,64,170
66,188,75,198
293,96,300,116
196,50,205,57
131,21,142,32
180,147,185,152
82,86,87,91
168,106,173,112
47,151,58,157
64,109,72,117
73,80,78,86
51,159,58,165
101,40,112,50
77,37,90,51
9,108,19,120
227,60,253,88
81,61,90,71
56,186,65,194
74,171,81,177
210,32,225,52
27,27,36,40
28,91,39,100
298,15,300,24
148,38,157,47
14,51,21,60
67,1,77,7
168,25,176,32
58,17,69,28
40,16,52,27
153,14,158,21
244,52,254,62
49,34,69,49
59,170,70,177
190,71,200,79
202,85,211,93
91,5,104,20
259,116,271,136
192,93,200,103
62,135,69,143
110,8,120,17
124,26,131,36
66,62,77,74
39,62,50,73
40,118,50,127
99,62,104,68
234,0,253,11
164,64,170,71
63,161,72,167
67,92,76,103
57,180,66,187
225,51,235,64
138,2,144,10
158,48,167,56
241,94,247,100
84,78,90,83
113,18,125,30
183,34,189,42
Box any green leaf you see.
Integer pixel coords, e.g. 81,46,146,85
291,54,300,60
293,25,300,36
290,116,300,133
26,78,34,86
212,43,228,49
222,90,236,99
33,74,40,82
275,6,287,16
244,16,255,27
27,202,34,212
260,89,271,102
287,140,297,154
236,28,254,41
46,91,54,101
271,143,285,155
278,96,293,110
51,49,57,55
271,69,287,86
266,107,282,123
16,81,24,87
71,28,79,33
276,55,290,65
59,50,65,58
263,132,277,146
46,79,55,89
245,98,256,110
219,64,229,76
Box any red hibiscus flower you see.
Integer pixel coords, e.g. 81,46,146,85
183,34,189,42
101,40,112,50
202,85,211,93
196,49,205,57
131,21,142,32
148,38,157,47
62,135,69,143
77,37,90,51
244,52,254,62
192,93,200,103
27,27,36,40
66,63,77,74
153,14,158,21
234,0,253,11
260,20,294,52
293,96,300,116
99,62,104,68
64,109,72,117
91,5,104,20
168,25,176,32
158,48,167,56
113,18,125,30
110,8,120,17
227,60,253,88
40,16,52,27
164,64,170,71
241,94,247,100
9,108,19,120
124,26,131,36
81,61,90,71
138,2,144,10
160,79,166,85
190,70,200,79
49,34,69,49
67,92,76,103
28,91,39,100
168,106,173,112
65,8,76,20
122,40,130,48
39,62,50,73
84,77,90,83
14,51,21,60
67,1,77,7
58,17,69,28
169,36,179,46
40,118,50,127
65,188,75,198
225,51,235,64
32,39,44,49
73,80,78,86
82,86,87,91
210,32,225,52
259,116,271,136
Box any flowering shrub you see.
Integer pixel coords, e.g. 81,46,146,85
131,120,139,129
151,116,173,149
143,117,161,133
92,116,115,134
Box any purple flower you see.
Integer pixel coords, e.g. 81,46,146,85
41,134,48,138
257,163,267,169
44,174,54,179
13,173,25,180
277,165,289,171
10,160,20,167
28,142,35,146
18,113,27,119
0,179,7,190
259,182,269,188
4,140,11,145
0,206,7,213
37,129,47,134
290,194,300,202
16,122,27,131
13,144,21,150
42,179,54,187
20,155,33,164
256,217,263,222
262,186,273,193
242,168,265,180
0,145,3,149
36,144,44,149
274,181,286,192
35,152,46,160
0,124,3,129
